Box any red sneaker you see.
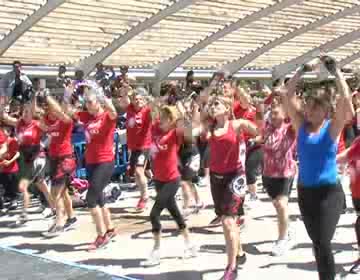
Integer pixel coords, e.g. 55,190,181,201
105,228,117,240
136,198,148,212
88,235,110,251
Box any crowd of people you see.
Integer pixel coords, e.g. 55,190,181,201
0,56,360,280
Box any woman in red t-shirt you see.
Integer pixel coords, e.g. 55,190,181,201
142,105,197,267
72,86,117,250
203,96,258,279
338,137,360,274
0,126,19,212
117,86,152,212
37,95,77,237
0,127,9,211
1,102,54,224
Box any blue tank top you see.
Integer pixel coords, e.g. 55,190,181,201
297,120,338,187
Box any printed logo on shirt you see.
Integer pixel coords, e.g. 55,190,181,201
188,154,200,172
229,174,247,197
128,115,142,128
137,154,146,166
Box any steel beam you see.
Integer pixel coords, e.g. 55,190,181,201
0,0,65,56
272,28,360,79
154,0,302,81
79,0,199,76
222,4,360,75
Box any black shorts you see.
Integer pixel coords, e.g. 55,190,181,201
262,176,294,200
198,142,210,170
49,156,76,187
353,198,360,215
210,171,246,216
179,147,200,182
245,148,263,185
129,149,150,169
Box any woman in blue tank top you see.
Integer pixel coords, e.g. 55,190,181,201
280,56,353,280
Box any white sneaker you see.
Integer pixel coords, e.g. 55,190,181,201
41,208,55,219
271,238,293,256
198,176,210,187
183,244,197,259
141,249,160,267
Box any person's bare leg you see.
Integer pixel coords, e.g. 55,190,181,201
51,186,66,227
181,181,192,209
190,183,202,205
37,180,55,210
18,179,30,213
63,188,75,219
90,207,106,236
101,206,114,231
222,216,239,270
273,196,289,240
135,166,148,200
248,183,257,196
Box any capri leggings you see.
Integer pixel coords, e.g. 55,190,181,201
150,178,186,234
86,161,114,208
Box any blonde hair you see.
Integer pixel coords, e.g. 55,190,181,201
160,105,179,124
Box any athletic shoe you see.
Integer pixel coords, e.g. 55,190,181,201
236,254,247,266
42,208,56,219
15,213,28,226
248,193,258,202
350,258,360,274
194,202,205,213
43,224,64,237
198,176,210,187
105,228,117,240
33,206,45,213
88,235,110,251
64,217,77,231
271,238,293,256
219,266,237,280
136,198,148,212
183,244,197,259
7,200,18,211
142,249,161,267
0,208,8,216
209,216,222,226
183,207,194,218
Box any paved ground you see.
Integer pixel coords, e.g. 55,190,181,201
0,180,359,280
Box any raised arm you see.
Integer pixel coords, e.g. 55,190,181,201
46,95,72,123
325,56,354,141
279,67,306,132
233,118,259,137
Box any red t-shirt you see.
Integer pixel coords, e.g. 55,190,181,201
126,104,152,151
44,115,73,158
16,119,42,146
77,111,116,164
263,122,296,178
0,137,19,173
233,101,256,122
0,129,6,146
150,123,182,182
347,137,360,199
337,129,346,154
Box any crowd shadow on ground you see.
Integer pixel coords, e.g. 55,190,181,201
126,268,225,280
13,242,90,254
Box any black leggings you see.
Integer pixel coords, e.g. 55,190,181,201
86,161,114,208
353,198,360,253
150,178,186,234
0,173,18,201
298,184,344,280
